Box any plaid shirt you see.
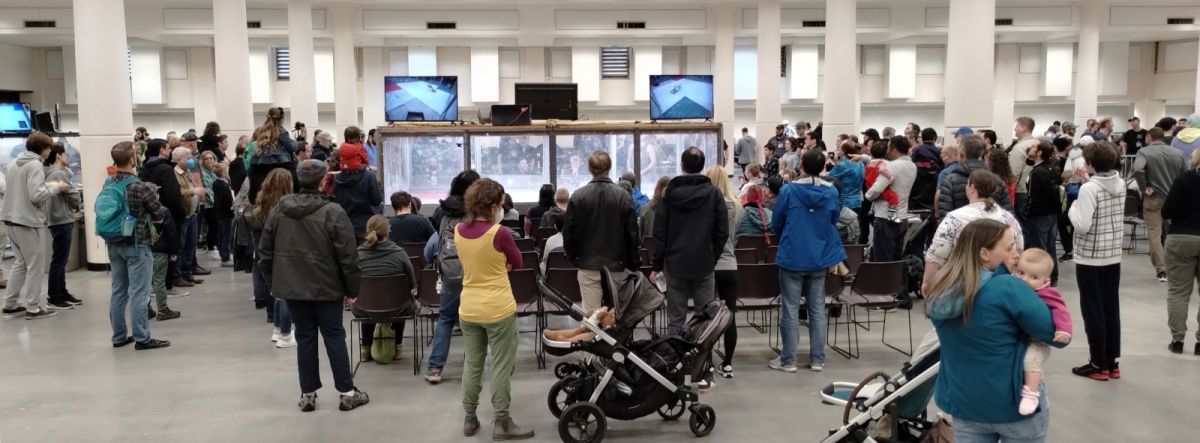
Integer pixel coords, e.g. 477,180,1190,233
112,172,163,244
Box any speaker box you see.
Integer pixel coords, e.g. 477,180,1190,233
491,104,531,126
34,112,54,133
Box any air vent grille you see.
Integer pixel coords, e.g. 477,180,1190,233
246,21,262,29
801,20,826,28
617,21,646,29
1167,17,1194,25
427,22,457,29
995,18,1014,26
23,20,56,28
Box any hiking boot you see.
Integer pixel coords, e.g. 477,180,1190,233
1071,363,1108,381
360,345,373,362
172,278,194,288
492,417,534,441
156,309,181,321
135,338,171,350
192,266,212,276
298,392,317,412
2,307,26,319
425,368,443,384
339,389,369,411
25,309,58,320
464,413,480,436
1169,341,1184,354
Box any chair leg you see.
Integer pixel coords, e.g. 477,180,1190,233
881,307,913,357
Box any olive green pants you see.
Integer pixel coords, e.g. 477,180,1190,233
1166,235,1200,341
152,253,170,311
461,315,518,421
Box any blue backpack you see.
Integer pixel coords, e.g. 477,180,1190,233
95,176,140,242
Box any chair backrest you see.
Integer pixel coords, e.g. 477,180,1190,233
736,263,780,300
508,269,540,314
409,255,427,272
355,274,415,316
534,227,558,243
1124,190,1142,218
530,217,542,232
765,245,778,264
734,248,758,264
514,237,535,252
850,261,906,298
546,268,582,303
401,242,426,260
500,219,524,237
519,251,538,271
641,236,655,258
825,273,845,298
736,235,770,262
843,244,865,275
546,250,574,270
417,268,440,306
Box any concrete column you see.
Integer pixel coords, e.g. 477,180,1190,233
73,0,135,267
1074,0,1105,126
287,0,318,128
332,6,358,134
944,0,995,138
212,0,255,137
713,4,737,158
361,47,386,131
821,0,858,147
992,44,1019,147
755,0,782,153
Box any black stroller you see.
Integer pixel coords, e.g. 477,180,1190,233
819,342,942,442
540,267,732,443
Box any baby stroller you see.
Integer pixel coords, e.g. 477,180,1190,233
540,267,732,443
819,343,942,442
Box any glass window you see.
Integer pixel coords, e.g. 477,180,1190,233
638,132,719,189
554,133,634,193
380,134,465,203
469,134,550,202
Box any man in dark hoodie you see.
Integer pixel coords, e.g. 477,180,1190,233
425,170,480,385
562,151,641,312
332,127,383,240
138,139,188,290
936,135,1013,219
259,159,368,412
653,147,728,337
910,127,945,212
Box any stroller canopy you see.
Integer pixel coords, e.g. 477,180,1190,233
599,267,664,330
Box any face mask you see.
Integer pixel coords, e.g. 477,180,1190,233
1025,159,1035,167
185,158,196,169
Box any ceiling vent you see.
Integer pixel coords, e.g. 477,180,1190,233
801,20,826,28
995,18,1014,26
246,20,262,29
23,20,56,28
1167,17,1195,25
427,22,457,30
617,21,646,29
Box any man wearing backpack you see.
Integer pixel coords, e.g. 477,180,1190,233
99,141,170,350
1,132,69,320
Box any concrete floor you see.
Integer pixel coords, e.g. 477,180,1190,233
2,246,1199,443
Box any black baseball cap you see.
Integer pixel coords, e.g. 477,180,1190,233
861,128,880,139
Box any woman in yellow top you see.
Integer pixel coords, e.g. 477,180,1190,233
455,178,534,441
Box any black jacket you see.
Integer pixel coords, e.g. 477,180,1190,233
311,144,332,162
1164,170,1200,236
1025,162,1061,217
140,156,186,223
199,134,225,162
652,174,729,278
213,179,234,219
229,156,247,194
562,177,640,271
910,143,944,211
248,160,297,206
332,169,383,237
937,159,1014,218
151,206,181,255
258,190,361,301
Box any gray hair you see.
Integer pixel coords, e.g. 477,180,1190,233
296,159,328,189
316,131,333,144
171,146,191,162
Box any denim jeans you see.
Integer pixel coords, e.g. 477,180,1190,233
778,269,826,365
428,278,463,371
108,242,153,344
954,386,1049,443
1025,214,1059,284
216,218,232,262
287,300,355,394
665,273,716,336
175,215,198,278
47,223,73,300
274,298,293,334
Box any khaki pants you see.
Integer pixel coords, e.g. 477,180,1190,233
461,315,517,421
1145,194,1166,274
577,269,604,313
1166,234,1200,341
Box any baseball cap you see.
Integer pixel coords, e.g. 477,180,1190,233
1127,116,1140,122
861,128,880,139
953,127,973,137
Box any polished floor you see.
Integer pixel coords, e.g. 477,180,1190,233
2,244,1199,443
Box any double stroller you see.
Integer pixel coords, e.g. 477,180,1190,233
540,267,732,443
819,342,943,442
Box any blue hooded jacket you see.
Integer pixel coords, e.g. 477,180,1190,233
771,177,846,272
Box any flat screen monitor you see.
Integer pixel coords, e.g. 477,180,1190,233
0,103,33,133
649,75,714,120
515,83,578,120
384,76,459,122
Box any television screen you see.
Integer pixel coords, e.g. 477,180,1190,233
649,75,714,120
385,76,459,122
515,83,578,120
0,103,33,132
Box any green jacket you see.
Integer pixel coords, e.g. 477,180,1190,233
258,190,361,301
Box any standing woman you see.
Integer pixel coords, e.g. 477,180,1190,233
248,107,299,205
925,219,1059,442
1068,142,1126,380
1022,140,1061,285
454,178,534,440
251,168,296,347
638,176,671,239
705,165,742,380
987,147,1017,205
1163,149,1200,354
199,150,220,255
44,143,83,309
199,121,225,162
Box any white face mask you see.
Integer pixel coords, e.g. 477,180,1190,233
494,207,504,222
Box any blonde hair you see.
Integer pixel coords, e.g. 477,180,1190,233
213,162,228,178
925,219,1010,324
362,214,390,247
705,165,742,220
1018,248,1054,277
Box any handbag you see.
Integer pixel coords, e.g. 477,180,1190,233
920,418,955,443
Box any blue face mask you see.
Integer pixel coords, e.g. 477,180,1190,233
185,158,196,169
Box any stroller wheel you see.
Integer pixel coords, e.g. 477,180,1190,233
688,404,716,437
555,362,581,379
559,402,607,443
548,378,581,418
656,398,686,421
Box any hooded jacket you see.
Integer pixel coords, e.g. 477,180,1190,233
563,177,641,271
139,156,186,223
332,168,383,237
44,166,82,226
736,204,773,238
151,206,181,255
909,142,945,211
358,238,416,280
1068,170,1125,266
771,177,846,272
652,174,728,277
1172,127,1200,160
2,151,59,228
936,159,1014,218
258,190,360,302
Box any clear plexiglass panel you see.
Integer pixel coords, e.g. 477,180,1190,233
380,134,465,202
470,134,551,202
638,132,719,191
0,136,82,185
554,133,634,193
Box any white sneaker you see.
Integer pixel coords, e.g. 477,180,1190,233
276,333,297,348
271,327,282,342
810,362,824,372
208,250,221,259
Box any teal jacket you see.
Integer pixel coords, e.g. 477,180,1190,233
931,265,1062,424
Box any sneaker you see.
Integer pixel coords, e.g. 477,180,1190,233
167,288,190,298
697,378,715,393
148,309,156,319
810,362,824,372
271,327,282,342
156,309,181,321
220,260,234,268
1059,252,1073,262
276,333,297,348
464,413,480,437
134,338,171,350
768,358,798,373
1071,363,1109,381
172,278,195,288
2,307,26,319
1157,272,1168,283
113,336,135,348
492,417,535,440
47,300,74,310
717,364,734,379
425,368,443,384
185,275,204,284
1109,362,1121,379
1018,385,1040,415
208,250,221,259
64,294,84,306
298,392,318,412
25,309,58,320
1169,341,1184,354
192,266,212,276
338,389,369,411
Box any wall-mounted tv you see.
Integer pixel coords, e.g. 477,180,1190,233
515,83,578,121
385,76,459,122
649,75,714,120
0,103,33,133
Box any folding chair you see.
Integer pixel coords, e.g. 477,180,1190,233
518,251,539,271
508,269,546,368
840,261,912,356
734,248,758,264
736,235,771,264
415,268,440,366
500,219,524,238
545,251,574,270
736,263,781,351
765,245,778,264
350,275,419,375
514,237,535,252
401,242,427,260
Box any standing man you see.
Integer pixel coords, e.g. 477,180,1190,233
1122,117,1149,156
172,147,205,287
864,136,916,263
767,124,789,159
735,128,757,178
937,135,1013,218
1007,117,1040,224
139,139,187,294
562,151,641,313
1024,140,1063,286
44,143,83,310
0,132,68,319
100,142,170,349
861,128,881,147
259,159,368,412
910,127,944,212
1133,127,1187,282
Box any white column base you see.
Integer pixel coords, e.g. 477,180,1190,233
79,135,132,268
